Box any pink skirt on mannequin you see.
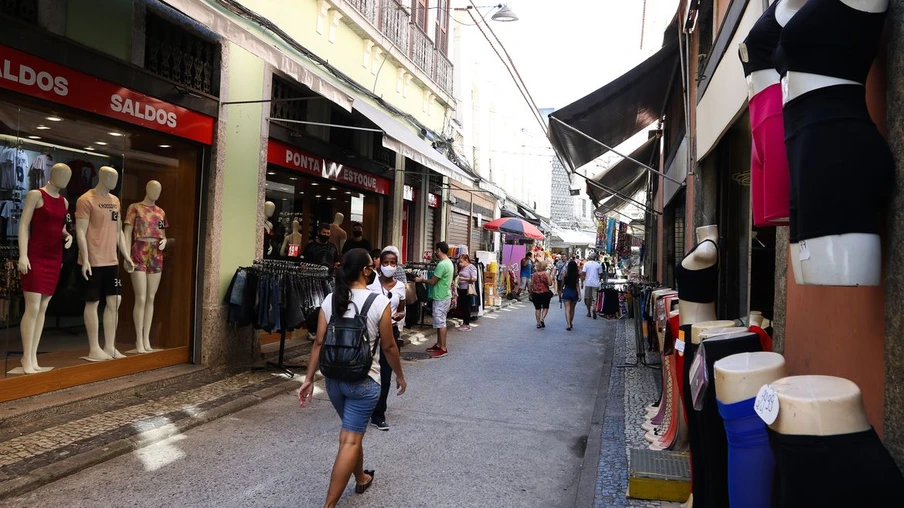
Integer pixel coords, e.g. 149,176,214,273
749,83,790,226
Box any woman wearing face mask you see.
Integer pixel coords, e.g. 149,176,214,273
366,246,407,431
456,254,478,332
298,248,407,506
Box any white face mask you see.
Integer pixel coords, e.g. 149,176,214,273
380,266,396,278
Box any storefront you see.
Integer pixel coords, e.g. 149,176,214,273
0,43,215,402
264,138,389,258
402,183,440,263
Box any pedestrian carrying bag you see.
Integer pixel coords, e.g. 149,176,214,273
319,293,379,382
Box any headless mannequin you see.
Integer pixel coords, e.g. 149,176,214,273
76,166,135,361
769,375,870,436
330,212,347,253
748,310,764,328
679,226,719,326
776,0,888,286
690,321,737,345
715,352,786,404
15,163,73,374
123,180,168,354
280,219,303,256
264,201,275,256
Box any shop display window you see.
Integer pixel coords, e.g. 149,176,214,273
0,94,200,395
264,167,383,260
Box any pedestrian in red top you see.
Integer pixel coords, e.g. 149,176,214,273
530,261,553,328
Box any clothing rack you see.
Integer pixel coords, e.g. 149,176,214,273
620,281,663,369
403,262,436,328
226,258,333,376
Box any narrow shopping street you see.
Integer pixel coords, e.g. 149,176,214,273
0,301,613,508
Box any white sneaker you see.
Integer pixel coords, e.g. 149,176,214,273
457,325,472,332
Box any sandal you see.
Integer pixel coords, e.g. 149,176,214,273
536,324,542,329
355,470,375,494
541,321,545,328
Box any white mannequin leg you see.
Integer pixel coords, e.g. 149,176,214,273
142,273,162,352
18,292,54,374
103,295,126,359
83,301,113,361
131,271,149,353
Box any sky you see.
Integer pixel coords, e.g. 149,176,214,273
483,0,679,110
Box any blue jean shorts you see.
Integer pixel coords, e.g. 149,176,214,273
325,377,381,434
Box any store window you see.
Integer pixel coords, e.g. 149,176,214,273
0,93,200,395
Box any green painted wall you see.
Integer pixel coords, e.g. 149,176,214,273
66,0,133,61
218,43,266,299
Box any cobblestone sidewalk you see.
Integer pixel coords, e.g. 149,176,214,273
594,318,668,508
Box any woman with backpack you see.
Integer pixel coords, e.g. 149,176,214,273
298,248,408,506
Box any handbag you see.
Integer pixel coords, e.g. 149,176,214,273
467,283,477,296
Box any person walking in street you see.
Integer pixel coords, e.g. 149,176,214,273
303,223,340,268
298,248,407,507
530,260,553,328
554,255,566,304
561,260,579,331
518,253,533,299
415,241,454,358
343,222,373,254
456,254,478,332
366,246,406,431
582,253,604,319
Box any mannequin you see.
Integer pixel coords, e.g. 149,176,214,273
330,212,347,253
739,0,790,228
75,166,135,361
676,226,719,326
748,310,764,328
775,0,890,286
767,375,904,506
263,201,275,256
14,163,73,374
124,180,168,354
280,219,303,257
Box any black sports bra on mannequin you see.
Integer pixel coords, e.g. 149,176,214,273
773,0,886,82
674,239,719,304
739,0,782,77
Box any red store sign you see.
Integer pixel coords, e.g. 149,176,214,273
0,45,215,144
267,139,391,195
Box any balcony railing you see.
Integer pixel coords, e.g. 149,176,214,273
346,0,453,95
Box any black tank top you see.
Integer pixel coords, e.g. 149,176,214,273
674,239,718,304
773,0,886,82
739,0,782,76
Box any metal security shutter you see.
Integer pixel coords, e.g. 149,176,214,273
447,210,469,249
424,206,436,255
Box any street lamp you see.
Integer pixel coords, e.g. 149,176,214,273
454,3,519,22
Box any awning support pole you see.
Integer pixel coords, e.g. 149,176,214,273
549,117,684,185
269,118,384,133
575,171,660,215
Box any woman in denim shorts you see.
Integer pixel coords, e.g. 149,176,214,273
299,249,408,507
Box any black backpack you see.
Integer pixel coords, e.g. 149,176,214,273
319,293,379,382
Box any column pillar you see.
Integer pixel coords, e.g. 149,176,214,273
389,153,405,248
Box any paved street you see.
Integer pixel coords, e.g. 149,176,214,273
1,300,611,508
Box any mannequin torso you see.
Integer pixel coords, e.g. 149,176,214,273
715,352,787,404
330,212,347,253
769,375,870,435
690,321,736,345
677,226,719,326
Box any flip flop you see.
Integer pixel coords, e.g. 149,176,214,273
355,470,375,494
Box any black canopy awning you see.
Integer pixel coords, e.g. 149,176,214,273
548,41,679,171
586,136,659,206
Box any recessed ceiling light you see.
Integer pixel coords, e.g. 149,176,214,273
315,195,322,198
95,141,107,146
158,144,171,148
27,135,40,140
326,197,333,200
85,147,95,151
267,172,276,175
344,191,352,195
330,187,338,191
298,191,304,195
108,132,123,137
281,198,287,200
289,177,298,181
36,125,50,130
45,116,63,122
311,182,319,186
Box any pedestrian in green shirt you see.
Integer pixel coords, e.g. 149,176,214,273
415,241,454,358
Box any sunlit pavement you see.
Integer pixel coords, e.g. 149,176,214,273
0,300,611,508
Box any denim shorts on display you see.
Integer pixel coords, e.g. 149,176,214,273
325,377,381,434
432,298,452,328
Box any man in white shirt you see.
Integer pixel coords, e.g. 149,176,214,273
581,252,604,319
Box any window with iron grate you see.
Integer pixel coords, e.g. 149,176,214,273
144,12,220,96
270,75,309,127
0,0,37,24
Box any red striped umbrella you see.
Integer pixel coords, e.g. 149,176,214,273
482,217,545,240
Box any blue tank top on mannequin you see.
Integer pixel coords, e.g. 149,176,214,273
718,397,775,508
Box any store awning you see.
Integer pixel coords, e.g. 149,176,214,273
548,41,679,171
586,136,658,206
551,228,596,248
352,99,474,184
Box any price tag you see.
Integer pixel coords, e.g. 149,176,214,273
798,240,811,261
288,244,300,257
754,384,780,425
738,42,750,63
675,329,686,354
